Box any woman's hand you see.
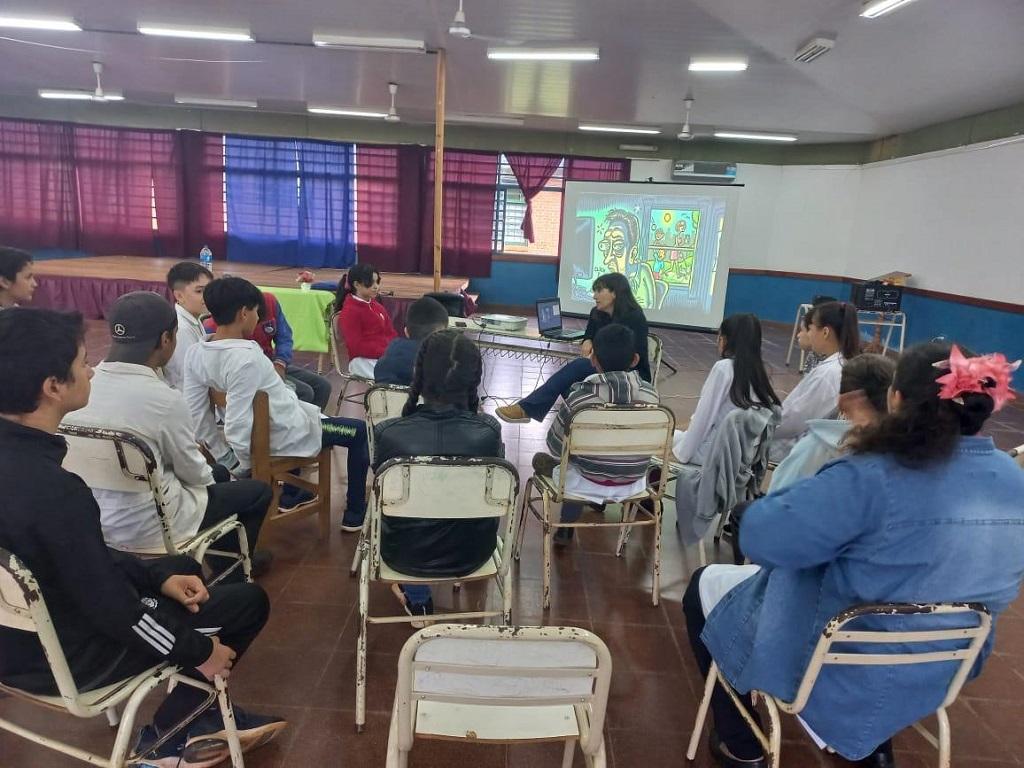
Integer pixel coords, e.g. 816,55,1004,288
580,340,593,357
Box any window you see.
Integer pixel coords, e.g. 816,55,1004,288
492,154,564,257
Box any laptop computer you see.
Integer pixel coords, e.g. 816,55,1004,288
536,297,585,341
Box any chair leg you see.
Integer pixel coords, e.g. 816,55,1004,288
350,531,365,577
385,694,408,768
651,499,662,607
236,525,253,583
586,736,608,768
335,378,349,416
687,662,718,761
615,504,632,557
513,478,534,561
562,737,576,768
542,495,553,611
214,676,245,768
936,707,951,768
763,695,782,768
105,706,120,727
356,556,370,733
318,449,332,541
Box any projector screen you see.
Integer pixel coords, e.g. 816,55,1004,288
556,181,742,329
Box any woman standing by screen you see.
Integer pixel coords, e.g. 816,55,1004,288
496,272,650,423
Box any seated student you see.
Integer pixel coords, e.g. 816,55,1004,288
684,341,1024,768
0,308,285,766
769,301,860,462
164,261,213,391
798,295,837,374
207,290,333,411
184,277,370,532
768,353,895,493
334,263,397,379
65,291,273,579
373,330,504,622
673,314,780,466
374,295,449,386
0,246,37,309
531,323,660,545
497,272,650,423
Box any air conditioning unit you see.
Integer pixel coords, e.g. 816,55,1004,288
671,160,737,184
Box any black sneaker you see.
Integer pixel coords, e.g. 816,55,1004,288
186,705,288,756
553,527,574,547
340,508,365,533
531,452,559,477
708,730,765,768
278,488,315,512
130,723,227,768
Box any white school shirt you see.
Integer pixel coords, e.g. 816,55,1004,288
673,358,738,466
64,362,213,551
163,303,207,390
770,352,843,461
183,338,322,473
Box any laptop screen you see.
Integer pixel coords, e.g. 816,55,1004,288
536,298,562,334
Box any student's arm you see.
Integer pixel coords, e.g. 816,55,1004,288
339,303,372,359
42,485,213,669
273,299,294,366
739,459,879,569
158,396,215,488
182,357,233,467
221,353,263,473
775,367,839,440
582,308,601,341
675,360,730,464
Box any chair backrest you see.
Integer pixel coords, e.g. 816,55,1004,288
364,384,413,460
647,333,664,385
393,623,611,753
786,603,992,714
559,403,675,498
368,458,519,571
57,424,175,551
328,309,348,377
0,548,87,711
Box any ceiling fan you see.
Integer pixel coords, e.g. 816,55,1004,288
445,0,523,44
677,95,712,141
385,82,400,122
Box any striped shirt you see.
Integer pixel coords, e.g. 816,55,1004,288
546,369,661,483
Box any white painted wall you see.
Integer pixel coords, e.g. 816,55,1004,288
631,139,1024,304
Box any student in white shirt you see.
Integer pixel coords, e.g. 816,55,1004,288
163,261,213,390
770,301,861,462
673,314,781,465
0,247,37,309
184,277,370,531
65,291,273,580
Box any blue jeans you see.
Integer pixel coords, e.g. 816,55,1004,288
402,584,432,607
518,357,596,421
320,416,369,525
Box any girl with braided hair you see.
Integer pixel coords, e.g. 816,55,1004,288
373,330,504,622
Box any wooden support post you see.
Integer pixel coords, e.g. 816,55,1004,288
433,48,447,292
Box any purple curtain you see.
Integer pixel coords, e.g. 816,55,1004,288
0,119,78,250
178,131,226,261
565,156,631,182
505,153,562,243
354,145,424,273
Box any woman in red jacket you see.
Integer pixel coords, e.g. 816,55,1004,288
335,263,397,378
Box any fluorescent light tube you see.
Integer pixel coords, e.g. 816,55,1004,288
308,106,390,119
689,58,748,72
0,15,80,31
38,89,124,101
579,124,660,135
312,33,425,52
487,46,599,61
175,95,258,108
619,144,658,152
860,0,919,18
137,23,253,42
714,131,796,142
447,114,525,127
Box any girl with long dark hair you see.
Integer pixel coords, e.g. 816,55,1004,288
496,271,650,423
372,330,504,622
684,340,1024,767
673,313,780,465
334,263,397,379
770,300,860,461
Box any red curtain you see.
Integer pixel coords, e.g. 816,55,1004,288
420,149,500,278
505,152,562,243
0,119,78,250
73,126,183,257
178,131,226,261
354,145,424,273
565,156,631,182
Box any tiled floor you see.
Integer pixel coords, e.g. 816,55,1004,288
2,319,1023,767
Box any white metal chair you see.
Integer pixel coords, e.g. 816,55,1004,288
514,403,675,608
356,457,521,731
364,383,414,463
647,332,664,386
58,424,252,584
386,623,611,768
1010,443,1024,469
687,602,992,768
329,308,376,412
0,547,244,767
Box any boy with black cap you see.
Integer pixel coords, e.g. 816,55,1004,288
66,291,274,578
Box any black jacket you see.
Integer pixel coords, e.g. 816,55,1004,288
0,418,213,694
583,306,651,382
372,405,504,577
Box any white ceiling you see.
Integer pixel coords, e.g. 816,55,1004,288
0,0,1022,143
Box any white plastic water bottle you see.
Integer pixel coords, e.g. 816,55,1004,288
199,245,213,272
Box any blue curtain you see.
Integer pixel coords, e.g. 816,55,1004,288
225,135,355,268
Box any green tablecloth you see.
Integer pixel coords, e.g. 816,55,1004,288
258,286,334,354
